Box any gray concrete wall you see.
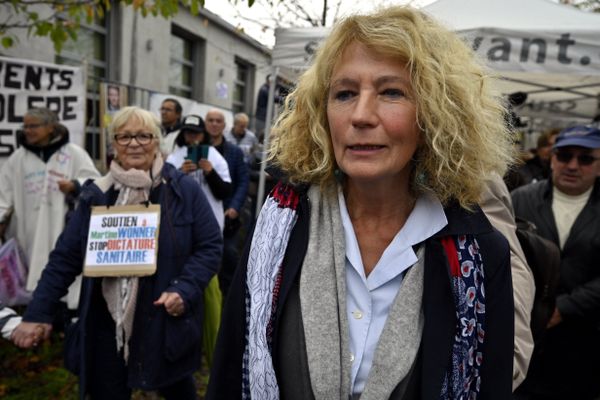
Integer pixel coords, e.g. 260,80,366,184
0,4,60,63
0,4,272,115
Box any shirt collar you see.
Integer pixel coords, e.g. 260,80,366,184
338,188,447,288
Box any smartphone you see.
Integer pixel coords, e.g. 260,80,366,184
186,145,199,163
200,145,210,159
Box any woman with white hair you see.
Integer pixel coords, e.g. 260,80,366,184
12,106,223,400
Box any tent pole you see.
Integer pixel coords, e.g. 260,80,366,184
256,66,280,217
503,77,600,97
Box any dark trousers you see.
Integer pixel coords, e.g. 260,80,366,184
515,322,600,400
218,233,240,301
88,292,197,400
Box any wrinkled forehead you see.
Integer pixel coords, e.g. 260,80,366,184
328,41,411,85
116,115,154,133
207,113,225,123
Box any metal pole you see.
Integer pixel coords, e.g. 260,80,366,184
256,66,279,217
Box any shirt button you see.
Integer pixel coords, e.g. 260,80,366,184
350,354,355,362
352,310,363,319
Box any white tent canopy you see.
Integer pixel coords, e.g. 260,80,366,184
270,0,600,126
423,0,600,126
271,27,329,80
425,0,600,31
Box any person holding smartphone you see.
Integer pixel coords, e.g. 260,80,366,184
165,115,232,230
165,114,232,369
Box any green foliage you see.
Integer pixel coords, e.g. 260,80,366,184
561,0,600,12
0,333,210,399
0,332,78,399
0,0,213,54
1,36,14,48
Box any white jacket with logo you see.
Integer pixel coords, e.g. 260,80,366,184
0,142,100,309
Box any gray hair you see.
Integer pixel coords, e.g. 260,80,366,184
25,108,59,126
233,112,249,124
108,106,163,149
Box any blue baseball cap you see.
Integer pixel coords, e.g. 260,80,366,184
553,125,600,149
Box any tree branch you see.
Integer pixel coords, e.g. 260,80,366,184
279,0,318,26
10,0,94,6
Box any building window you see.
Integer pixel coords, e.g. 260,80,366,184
55,13,107,163
56,14,107,90
233,58,254,114
169,32,193,98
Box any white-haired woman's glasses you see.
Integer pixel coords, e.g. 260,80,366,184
114,133,155,146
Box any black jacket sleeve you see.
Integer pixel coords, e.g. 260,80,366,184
204,169,233,200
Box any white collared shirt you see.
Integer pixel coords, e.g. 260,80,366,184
338,189,447,395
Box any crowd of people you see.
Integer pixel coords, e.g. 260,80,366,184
1,4,600,400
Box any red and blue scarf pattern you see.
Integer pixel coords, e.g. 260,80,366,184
440,235,486,399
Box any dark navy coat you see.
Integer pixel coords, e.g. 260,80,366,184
24,163,223,398
208,185,514,399
220,140,249,213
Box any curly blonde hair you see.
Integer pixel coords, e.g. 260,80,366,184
269,5,514,208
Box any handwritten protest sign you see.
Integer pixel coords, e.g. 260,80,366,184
84,204,160,277
0,56,85,166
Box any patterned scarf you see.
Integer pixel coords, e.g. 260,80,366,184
440,235,487,399
242,183,299,399
101,153,164,362
242,182,486,399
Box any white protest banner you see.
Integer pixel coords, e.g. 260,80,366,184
460,29,600,75
0,56,86,166
84,204,160,277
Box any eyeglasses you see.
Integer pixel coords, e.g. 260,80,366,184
22,123,44,130
113,133,155,146
160,107,176,112
554,150,600,166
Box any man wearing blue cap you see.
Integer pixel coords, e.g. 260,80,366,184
511,125,600,400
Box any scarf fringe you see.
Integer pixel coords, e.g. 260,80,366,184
101,153,164,363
